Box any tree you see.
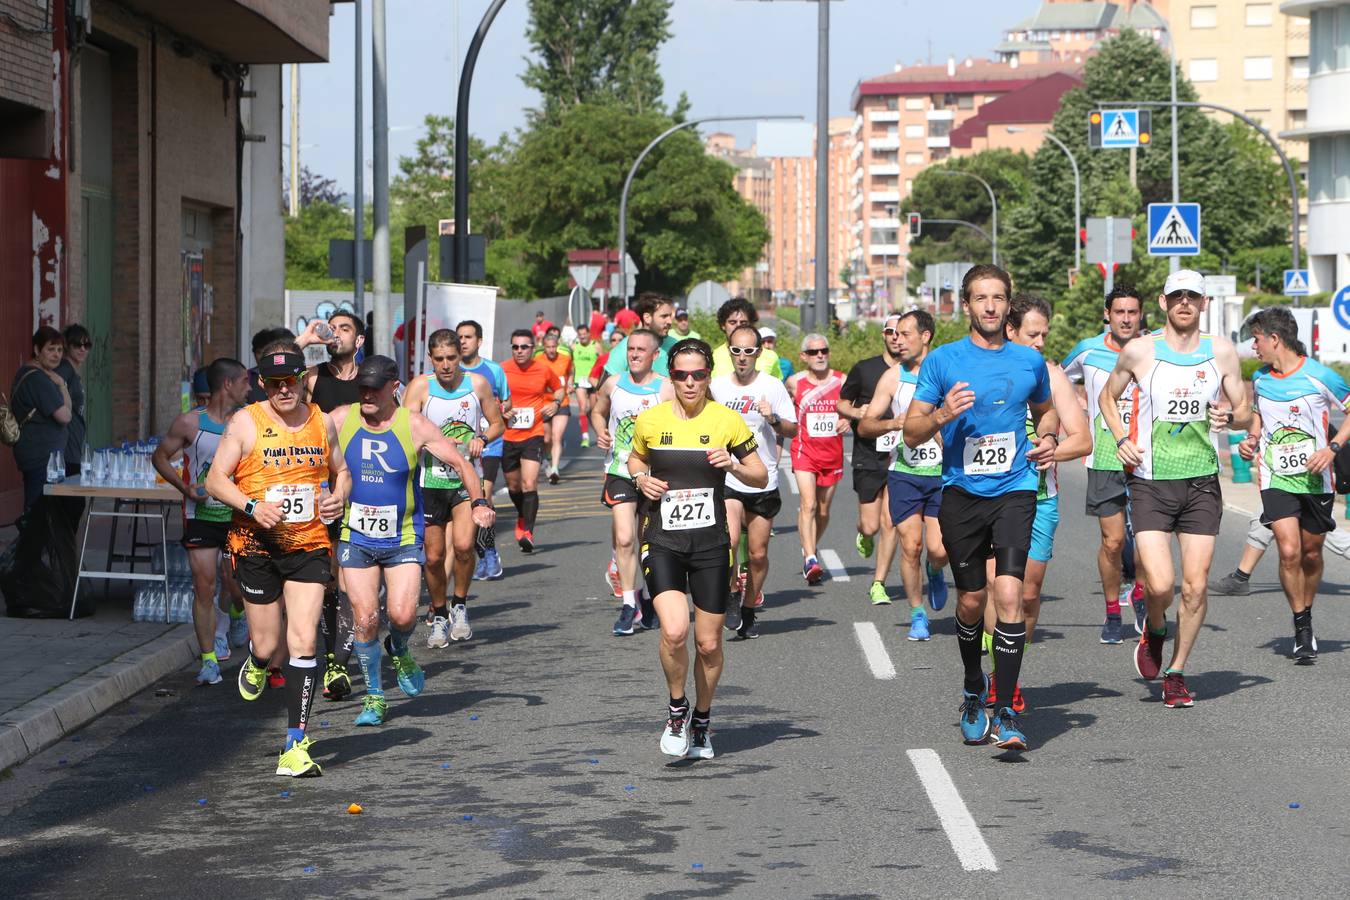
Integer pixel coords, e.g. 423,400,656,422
902,150,1032,272
523,0,673,120
285,201,357,290
297,166,343,210
500,102,769,297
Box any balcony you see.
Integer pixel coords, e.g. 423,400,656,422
870,217,901,229
870,164,901,176
851,141,864,160
869,190,901,203
926,136,951,149
926,109,955,122
869,110,901,123
871,244,902,256
851,194,864,211
119,0,332,62
870,136,900,150
852,115,864,136
851,168,865,184
852,218,864,232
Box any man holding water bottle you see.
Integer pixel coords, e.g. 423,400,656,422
330,356,495,727
152,358,252,686
206,348,349,778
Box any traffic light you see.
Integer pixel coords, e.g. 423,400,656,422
1089,111,1102,148
1137,110,1152,146
908,212,921,238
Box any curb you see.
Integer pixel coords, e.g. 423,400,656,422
0,625,196,771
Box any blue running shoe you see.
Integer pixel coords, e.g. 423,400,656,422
473,556,488,581
992,707,1027,751
387,645,425,697
213,632,232,662
613,605,638,636
195,658,222,685
355,694,387,726
927,564,948,612
959,675,991,745
907,608,931,641
484,548,504,580
227,615,248,648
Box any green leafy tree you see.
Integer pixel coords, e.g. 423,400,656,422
285,201,358,290
523,0,673,120
902,150,1032,271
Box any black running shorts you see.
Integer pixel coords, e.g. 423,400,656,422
423,486,472,527
1128,474,1221,536
1260,489,1335,536
852,465,888,504
232,548,333,605
937,487,1036,593
480,455,501,484
181,518,229,550
642,544,733,615
502,436,546,472
601,473,639,508
724,485,782,520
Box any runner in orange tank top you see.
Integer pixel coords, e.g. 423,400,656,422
499,329,564,552
207,346,350,779
537,331,574,484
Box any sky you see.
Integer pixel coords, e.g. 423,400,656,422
291,0,1043,195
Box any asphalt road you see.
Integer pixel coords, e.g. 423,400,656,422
3,440,1350,898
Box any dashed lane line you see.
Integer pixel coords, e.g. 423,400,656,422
819,548,850,582
906,748,999,872
852,622,896,680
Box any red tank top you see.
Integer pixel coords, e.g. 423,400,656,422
790,370,844,469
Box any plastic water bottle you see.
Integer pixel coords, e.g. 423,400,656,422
133,587,147,622
149,587,165,622
319,480,338,525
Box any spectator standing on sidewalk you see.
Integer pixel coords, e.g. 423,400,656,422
10,326,72,512
55,324,90,477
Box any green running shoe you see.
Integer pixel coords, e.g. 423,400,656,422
981,630,993,659
856,532,874,559
868,581,892,605
323,660,352,701
389,649,425,697
238,656,267,701
276,736,322,777
355,694,387,726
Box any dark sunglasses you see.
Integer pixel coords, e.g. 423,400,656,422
71,341,93,349
802,347,830,356
511,343,534,350
883,327,899,336
670,368,711,383
263,375,300,389
1166,290,1204,303
728,346,760,357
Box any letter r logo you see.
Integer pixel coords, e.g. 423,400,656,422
361,438,396,474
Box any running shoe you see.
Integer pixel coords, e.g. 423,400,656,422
959,675,991,745
927,565,949,612
986,679,997,708
987,682,1026,714
1124,584,1146,635
869,581,892,605
238,656,267,701
387,643,425,697
688,720,714,760
268,668,286,690
322,659,352,701
856,531,874,559
1134,628,1165,681
1100,614,1124,645
518,530,535,553
548,465,560,485
908,608,931,641
450,604,473,641
661,705,691,758
803,556,824,585
1161,672,1194,708
606,558,622,598
734,609,760,641
473,556,488,581
1293,625,1318,662
427,615,451,649
1207,571,1250,596
580,434,591,448
196,658,222,685
613,605,638,636
276,736,322,777
483,548,504,579
213,633,232,663
981,630,993,657
227,615,249,648
639,593,658,630
992,707,1027,751
514,518,525,541
735,567,748,598
355,694,387,726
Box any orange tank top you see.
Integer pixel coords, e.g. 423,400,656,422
227,402,331,556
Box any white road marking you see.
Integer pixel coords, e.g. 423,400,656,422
906,748,999,872
852,622,896,679
779,459,800,494
820,548,850,581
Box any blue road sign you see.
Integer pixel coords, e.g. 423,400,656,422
1101,109,1140,148
1333,286,1350,331
1283,269,1311,297
1147,203,1201,256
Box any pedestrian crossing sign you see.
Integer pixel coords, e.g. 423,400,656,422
1283,269,1310,296
1147,203,1201,256
1101,110,1139,148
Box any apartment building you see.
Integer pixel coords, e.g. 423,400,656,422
997,0,1170,63
849,58,1081,303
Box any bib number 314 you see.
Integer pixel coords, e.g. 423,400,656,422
660,488,714,531
963,432,1014,476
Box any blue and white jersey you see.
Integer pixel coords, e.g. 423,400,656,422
463,357,509,460
1252,357,1350,494
338,405,423,549
1062,332,1139,472
913,336,1051,497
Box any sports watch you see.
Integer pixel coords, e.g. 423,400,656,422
243,498,258,519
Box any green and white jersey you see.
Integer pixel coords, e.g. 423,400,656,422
888,366,941,477
1062,332,1139,472
1252,357,1350,494
183,411,231,522
605,372,666,479
420,375,483,490
1131,334,1221,481
1025,414,1057,499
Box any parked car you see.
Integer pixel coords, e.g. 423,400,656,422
1233,306,1320,360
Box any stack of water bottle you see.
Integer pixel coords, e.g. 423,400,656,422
57,438,163,486
133,543,212,622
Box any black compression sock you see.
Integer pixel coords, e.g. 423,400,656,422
286,656,318,733
508,490,525,517
321,588,339,656
992,620,1027,709
1233,568,1251,582
1294,608,1311,629
521,490,540,531
955,615,985,694
332,591,355,668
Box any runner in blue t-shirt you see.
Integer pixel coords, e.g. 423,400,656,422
456,320,511,581
904,264,1055,752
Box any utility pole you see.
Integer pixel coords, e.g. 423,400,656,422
812,0,829,333
353,0,365,314
289,65,299,216
453,0,509,283
372,0,390,354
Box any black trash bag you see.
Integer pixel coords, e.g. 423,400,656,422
0,496,86,618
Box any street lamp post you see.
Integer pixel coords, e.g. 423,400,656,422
617,115,801,307
1009,127,1080,272
452,0,509,283
920,218,993,247
934,169,998,266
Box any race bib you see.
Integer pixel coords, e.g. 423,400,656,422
962,432,1015,476
264,484,316,524
660,487,715,531
1272,439,1316,475
903,439,942,468
1160,393,1205,424
805,413,838,437
876,430,901,453
1116,399,1134,428
422,457,455,486
349,502,398,537
509,406,535,429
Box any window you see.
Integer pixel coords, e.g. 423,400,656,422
886,97,899,110
929,119,952,137
871,229,899,245
1289,109,1307,130
905,97,924,110
1312,7,1350,74
957,95,974,110
1190,5,1217,28
904,152,924,165
1244,56,1273,80
1245,4,1273,27
1189,58,1219,81
1309,135,1350,202
905,179,914,191
904,124,924,139
1291,56,1310,79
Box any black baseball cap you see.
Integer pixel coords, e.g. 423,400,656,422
257,350,306,378
356,355,400,389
